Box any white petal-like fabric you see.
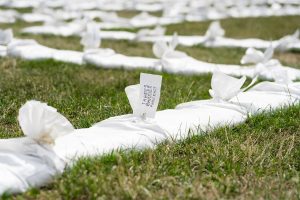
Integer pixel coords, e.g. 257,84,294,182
0,29,13,45
240,45,274,65
18,100,74,144
0,139,65,194
135,26,166,40
209,71,247,101
80,23,101,51
152,40,169,59
275,29,300,52
125,84,140,115
204,21,225,44
0,100,74,195
241,48,266,65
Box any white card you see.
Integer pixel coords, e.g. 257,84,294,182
137,73,162,119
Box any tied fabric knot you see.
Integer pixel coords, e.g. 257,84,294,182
209,71,257,102
203,21,225,45
152,33,188,71
135,25,166,40
125,84,141,119
240,45,289,82
125,84,152,121
18,100,74,145
275,29,299,52
0,29,13,46
80,22,101,51
241,45,274,65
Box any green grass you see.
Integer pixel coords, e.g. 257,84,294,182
0,15,299,199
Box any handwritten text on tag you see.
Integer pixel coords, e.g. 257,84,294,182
137,73,162,119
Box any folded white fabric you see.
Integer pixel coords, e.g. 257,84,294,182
79,24,160,70
0,29,13,57
0,100,74,194
52,50,83,65
0,9,19,23
3,0,300,27
4,27,300,81
83,50,161,70
22,19,86,37
177,71,300,115
138,22,300,51
153,36,300,81
230,74,300,114
7,40,55,60
0,29,13,46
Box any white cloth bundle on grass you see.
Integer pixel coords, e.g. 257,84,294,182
22,19,86,37
153,35,300,81
138,22,300,51
177,71,300,115
3,0,300,26
80,23,161,70
7,40,55,60
0,100,73,194
4,29,300,82
1,72,300,195
0,9,19,23
0,29,13,57
83,51,161,70
20,18,300,51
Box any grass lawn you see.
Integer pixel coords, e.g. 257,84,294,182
0,14,299,199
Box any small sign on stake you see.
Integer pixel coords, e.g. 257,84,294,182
137,73,162,119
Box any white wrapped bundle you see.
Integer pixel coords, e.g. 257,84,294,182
0,9,19,23
7,40,55,60
52,50,84,65
18,100,74,144
203,21,225,45
135,26,166,40
0,100,74,195
22,20,85,37
80,22,101,51
152,33,187,59
130,12,159,27
240,46,273,65
0,29,13,45
274,29,300,52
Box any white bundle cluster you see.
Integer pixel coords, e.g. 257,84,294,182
0,0,299,28
0,71,300,195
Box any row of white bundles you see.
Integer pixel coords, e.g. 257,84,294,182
0,71,299,195
152,33,300,81
1,27,300,81
2,0,300,27
22,21,300,52
2,0,300,15
0,28,158,68
2,0,300,10
137,22,300,52
11,3,300,26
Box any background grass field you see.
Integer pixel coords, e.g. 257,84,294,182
0,13,299,199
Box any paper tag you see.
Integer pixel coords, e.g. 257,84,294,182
136,73,162,119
